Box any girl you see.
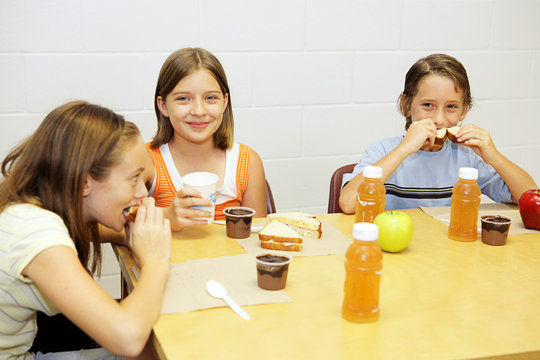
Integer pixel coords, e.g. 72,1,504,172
144,48,267,232
0,101,171,359
339,53,537,213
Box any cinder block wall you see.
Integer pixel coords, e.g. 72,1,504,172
2,0,539,297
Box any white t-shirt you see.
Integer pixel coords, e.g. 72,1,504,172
0,203,77,360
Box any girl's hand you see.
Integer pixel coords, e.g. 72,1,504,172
400,119,438,153
127,197,171,269
454,124,499,164
167,187,214,232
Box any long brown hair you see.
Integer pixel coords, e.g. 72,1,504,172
0,101,140,274
399,53,473,130
151,47,234,150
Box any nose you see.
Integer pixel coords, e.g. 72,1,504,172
432,107,445,127
191,99,207,116
134,177,148,200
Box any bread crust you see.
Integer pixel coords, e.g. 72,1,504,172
258,232,303,244
260,240,303,251
434,128,448,145
447,126,461,143
267,213,322,232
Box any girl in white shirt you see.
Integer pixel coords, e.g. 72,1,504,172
0,101,171,359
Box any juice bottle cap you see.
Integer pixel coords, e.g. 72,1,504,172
363,166,383,179
458,167,478,180
352,222,379,241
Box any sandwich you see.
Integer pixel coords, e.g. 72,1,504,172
446,125,461,143
434,128,447,145
267,212,322,239
259,221,303,251
434,126,461,145
123,206,139,222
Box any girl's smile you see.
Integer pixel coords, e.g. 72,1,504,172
187,121,211,130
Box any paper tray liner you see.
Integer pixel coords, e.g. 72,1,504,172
152,254,292,314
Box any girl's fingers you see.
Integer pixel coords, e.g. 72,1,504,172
177,188,202,199
143,197,156,224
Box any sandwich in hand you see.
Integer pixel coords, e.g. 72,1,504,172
123,206,139,222
446,125,461,143
259,221,303,251
434,126,461,145
434,128,447,145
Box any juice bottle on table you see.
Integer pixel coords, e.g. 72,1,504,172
355,166,386,223
448,167,481,242
342,222,383,323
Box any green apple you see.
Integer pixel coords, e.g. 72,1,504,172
373,210,414,252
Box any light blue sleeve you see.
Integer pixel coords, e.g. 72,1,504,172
476,159,513,203
341,139,390,188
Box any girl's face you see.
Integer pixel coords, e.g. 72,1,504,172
82,136,148,232
157,69,229,146
407,74,468,129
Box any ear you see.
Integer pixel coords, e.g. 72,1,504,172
399,94,410,117
83,176,92,197
156,96,169,118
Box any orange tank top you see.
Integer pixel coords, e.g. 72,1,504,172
146,143,251,221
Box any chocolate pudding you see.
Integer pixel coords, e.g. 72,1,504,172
255,254,291,290
223,207,255,239
481,215,512,246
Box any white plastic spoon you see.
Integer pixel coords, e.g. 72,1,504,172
206,280,250,320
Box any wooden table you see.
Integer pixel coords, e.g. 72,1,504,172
114,209,540,360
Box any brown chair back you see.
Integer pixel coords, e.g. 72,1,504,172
328,163,356,213
265,179,276,214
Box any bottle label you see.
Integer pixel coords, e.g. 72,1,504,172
357,195,376,207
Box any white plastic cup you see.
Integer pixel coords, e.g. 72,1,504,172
181,172,219,224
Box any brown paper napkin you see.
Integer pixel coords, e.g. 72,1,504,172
234,219,352,257
131,254,293,315
420,203,537,235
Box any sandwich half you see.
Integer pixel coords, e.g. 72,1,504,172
446,126,461,143
267,212,322,239
259,220,303,251
123,206,139,222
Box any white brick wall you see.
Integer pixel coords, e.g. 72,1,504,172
2,0,539,297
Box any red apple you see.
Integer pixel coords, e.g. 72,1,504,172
518,189,540,230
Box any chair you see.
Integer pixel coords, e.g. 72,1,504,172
30,312,99,353
327,163,356,214
265,179,276,214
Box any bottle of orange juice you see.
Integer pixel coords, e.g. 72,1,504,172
448,167,481,242
342,222,383,323
355,166,386,223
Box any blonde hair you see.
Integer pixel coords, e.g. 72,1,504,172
399,54,473,130
151,47,234,150
0,101,140,274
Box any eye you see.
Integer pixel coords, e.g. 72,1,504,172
447,104,458,109
176,96,189,102
422,103,434,108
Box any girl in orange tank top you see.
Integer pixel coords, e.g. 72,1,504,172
143,48,267,232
